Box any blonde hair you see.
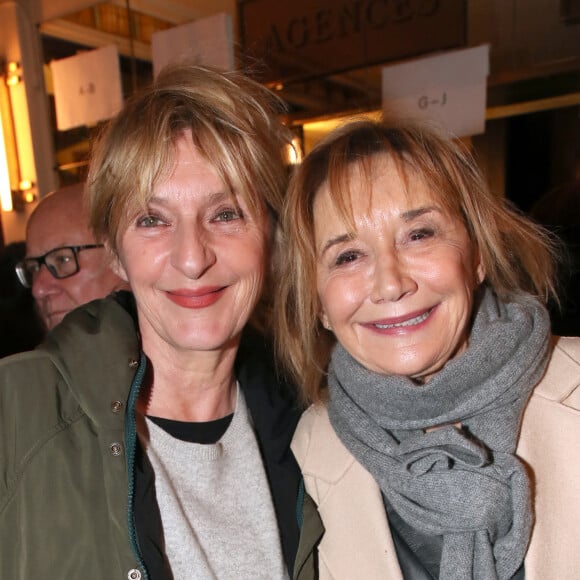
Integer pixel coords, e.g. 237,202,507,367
275,118,558,404
87,63,292,331
87,63,291,252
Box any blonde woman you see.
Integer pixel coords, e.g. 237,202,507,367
277,119,580,579
0,64,301,579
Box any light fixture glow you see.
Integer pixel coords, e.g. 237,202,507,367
286,136,303,165
6,62,21,87
23,190,35,204
0,119,13,212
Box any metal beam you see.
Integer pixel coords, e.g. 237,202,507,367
40,18,151,60
36,0,99,23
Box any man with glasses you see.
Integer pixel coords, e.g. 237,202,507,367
17,183,125,330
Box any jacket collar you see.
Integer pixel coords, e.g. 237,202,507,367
41,291,141,430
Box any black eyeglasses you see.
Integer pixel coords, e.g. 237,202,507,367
15,244,105,289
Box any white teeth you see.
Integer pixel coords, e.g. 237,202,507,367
374,310,430,329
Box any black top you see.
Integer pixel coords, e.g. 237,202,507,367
147,413,233,443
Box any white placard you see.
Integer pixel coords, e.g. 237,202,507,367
152,12,234,78
50,45,123,131
382,45,490,137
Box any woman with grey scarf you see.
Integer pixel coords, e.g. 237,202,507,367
275,119,580,580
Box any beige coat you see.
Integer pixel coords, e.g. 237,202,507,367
292,336,580,579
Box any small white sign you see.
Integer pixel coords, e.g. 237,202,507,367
382,45,490,137
152,12,234,78
50,45,123,131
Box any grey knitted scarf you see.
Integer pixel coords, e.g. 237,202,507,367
327,288,551,580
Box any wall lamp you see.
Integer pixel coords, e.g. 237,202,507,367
0,115,12,211
6,62,21,87
0,61,36,212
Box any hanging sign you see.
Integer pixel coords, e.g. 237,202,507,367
381,44,490,137
152,12,234,78
50,45,123,131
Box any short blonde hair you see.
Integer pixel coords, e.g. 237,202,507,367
275,118,558,404
87,63,291,253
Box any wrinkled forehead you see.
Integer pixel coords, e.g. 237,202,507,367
314,152,454,227
133,130,264,214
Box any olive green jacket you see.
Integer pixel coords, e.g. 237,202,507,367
0,295,146,579
0,293,301,579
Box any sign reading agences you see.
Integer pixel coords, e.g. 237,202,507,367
239,0,467,83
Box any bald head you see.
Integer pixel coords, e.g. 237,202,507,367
28,182,86,233
25,183,124,329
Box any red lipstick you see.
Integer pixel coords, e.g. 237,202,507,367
166,287,226,309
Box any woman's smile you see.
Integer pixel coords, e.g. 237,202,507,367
165,286,227,309
364,306,435,333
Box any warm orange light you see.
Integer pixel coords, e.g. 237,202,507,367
286,136,303,165
7,65,36,195
22,190,35,204
0,120,13,212
266,81,284,91
6,62,21,87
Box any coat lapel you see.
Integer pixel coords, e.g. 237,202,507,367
292,405,403,579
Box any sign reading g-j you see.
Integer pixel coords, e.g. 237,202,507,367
239,0,467,83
